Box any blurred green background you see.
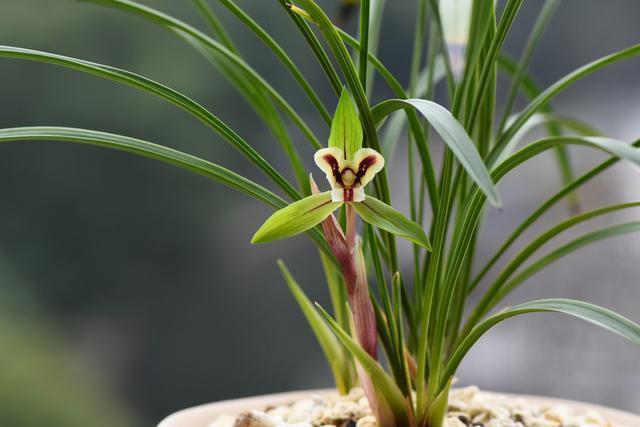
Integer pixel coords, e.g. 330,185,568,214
0,1,639,425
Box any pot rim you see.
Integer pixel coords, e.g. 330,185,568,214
158,388,640,427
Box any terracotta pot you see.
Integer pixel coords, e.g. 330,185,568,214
158,389,640,427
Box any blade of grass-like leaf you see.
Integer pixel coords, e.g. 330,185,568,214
448,136,640,304
408,0,427,97
0,126,338,265
192,0,237,51
278,261,353,394
406,0,427,275
0,126,283,206
449,0,494,116
425,0,455,98
502,136,640,174
440,137,640,372
464,0,524,131
364,225,408,395
0,45,301,202
382,57,447,163
463,203,640,336
319,251,350,332
498,52,579,211
497,0,561,134
178,31,309,192
276,0,343,96
81,0,322,150
372,99,502,207
316,304,412,427
217,0,331,124
358,0,371,89
445,298,640,386
364,0,386,95
189,2,310,192
495,113,603,165
484,222,640,321
491,43,640,166
469,139,640,295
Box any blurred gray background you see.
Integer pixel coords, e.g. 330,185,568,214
0,1,639,425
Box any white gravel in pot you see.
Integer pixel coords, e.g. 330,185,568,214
207,387,624,427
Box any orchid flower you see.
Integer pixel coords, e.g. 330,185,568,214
252,89,430,250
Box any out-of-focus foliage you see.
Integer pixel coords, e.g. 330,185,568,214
0,259,136,427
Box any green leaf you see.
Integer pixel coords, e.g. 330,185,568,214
276,0,343,96
252,193,342,243
0,126,284,208
371,98,502,207
470,139,640,295
445,298,640,385
278,261,352,394
81,0,323,150
497,0,561,133
329,89,363,160
492,42,640,165
463,208,640,335
177,30,309,193
316,304,412,427
214,0,332,124
492,222,640,311
0,45,301,202
353,196,431,250
496,113,603,165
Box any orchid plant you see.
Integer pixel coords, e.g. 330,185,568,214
1,1,640,427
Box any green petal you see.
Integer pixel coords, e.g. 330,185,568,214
353,196,431,250
329,88,363,161
252,192,342,243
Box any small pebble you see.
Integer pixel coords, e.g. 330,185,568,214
208,387,623,427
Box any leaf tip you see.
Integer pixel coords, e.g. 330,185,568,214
251,228,268,244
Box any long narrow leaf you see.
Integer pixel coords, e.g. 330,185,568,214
445,299,640,385
217,0,331,124
81,0,322,150
372,99,501,207
0,45,301,201
0,126,283,206
278,261,352,394
492,43,640,165
316,304,412,427
470,139,640,294
464,205,640,334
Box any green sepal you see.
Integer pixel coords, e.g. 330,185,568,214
353,196,431,250
278,261,353,394
252,192,342,243
329,88,363,161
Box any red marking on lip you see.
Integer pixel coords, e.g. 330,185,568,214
356,155,377,184
323,154,343,185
